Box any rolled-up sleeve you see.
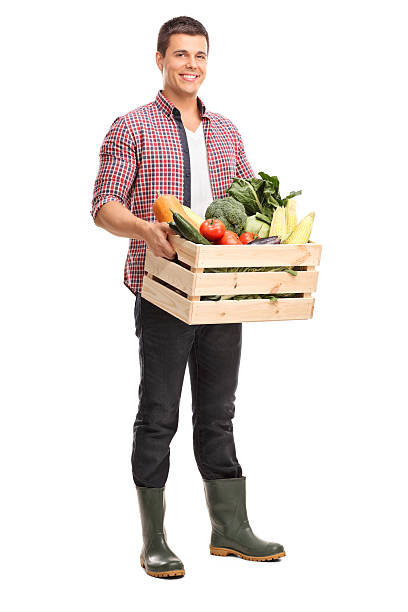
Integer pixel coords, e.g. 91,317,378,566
234,126,256,180
90,116,137,220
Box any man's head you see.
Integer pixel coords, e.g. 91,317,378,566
156,16,209,98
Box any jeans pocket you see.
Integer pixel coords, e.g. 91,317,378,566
134,292,142,338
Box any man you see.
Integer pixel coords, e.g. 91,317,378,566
91,16,285,579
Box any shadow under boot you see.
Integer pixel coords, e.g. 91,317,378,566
203,476,286,561
136,485,185,578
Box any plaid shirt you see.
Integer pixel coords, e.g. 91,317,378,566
91,89,256,295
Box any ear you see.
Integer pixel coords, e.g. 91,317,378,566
156,51,163,72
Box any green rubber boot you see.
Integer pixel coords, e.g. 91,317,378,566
136,486,185,578
203,476,286,561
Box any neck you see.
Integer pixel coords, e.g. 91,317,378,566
161,86,200,116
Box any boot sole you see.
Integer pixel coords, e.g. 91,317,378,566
210,545,286,561
140,557,185,578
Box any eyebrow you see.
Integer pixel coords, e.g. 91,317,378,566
173,49,207,56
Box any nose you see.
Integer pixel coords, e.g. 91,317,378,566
186,55,198,69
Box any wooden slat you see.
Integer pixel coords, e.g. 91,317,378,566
141,276,314,324
168,235,321,267
194,270,318,296
196,243,322,267
144,249,195,293
190,297,315,324
141,276,192,323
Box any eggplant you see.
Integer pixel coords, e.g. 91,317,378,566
248,236,281,245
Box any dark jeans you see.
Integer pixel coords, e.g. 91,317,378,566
131,292,244,487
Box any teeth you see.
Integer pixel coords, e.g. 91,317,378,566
181,74,197,79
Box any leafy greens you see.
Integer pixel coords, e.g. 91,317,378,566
226,172,301,221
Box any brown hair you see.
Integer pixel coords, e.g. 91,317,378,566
157,16,209,58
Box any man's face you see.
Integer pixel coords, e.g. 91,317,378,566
156,33,208,97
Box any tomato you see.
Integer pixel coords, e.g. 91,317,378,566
215,230,242,245
200,218,226,241
239,232,257,244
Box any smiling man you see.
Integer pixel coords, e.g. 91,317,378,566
91,15,285,579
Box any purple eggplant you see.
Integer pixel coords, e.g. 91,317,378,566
248,236,281,245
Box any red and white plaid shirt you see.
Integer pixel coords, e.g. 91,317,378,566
91,89,256,295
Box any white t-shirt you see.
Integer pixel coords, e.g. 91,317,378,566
184,123,214,219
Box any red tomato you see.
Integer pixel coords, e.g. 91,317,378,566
200,219,226,241
215,230,242,245
239,232,256,244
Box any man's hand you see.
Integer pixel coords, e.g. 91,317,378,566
143,222,177,260
94,201,177,260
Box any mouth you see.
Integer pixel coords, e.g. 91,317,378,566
179,73,200,82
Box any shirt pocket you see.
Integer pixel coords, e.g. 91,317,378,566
214,135,237,179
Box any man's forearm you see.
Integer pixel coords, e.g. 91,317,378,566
94,200,150,240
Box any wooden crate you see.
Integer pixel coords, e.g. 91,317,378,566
141,235,322,324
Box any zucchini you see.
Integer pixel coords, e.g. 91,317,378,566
168,221,182,236
172,212,212,245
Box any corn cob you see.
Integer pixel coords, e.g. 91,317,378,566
181,204,205,231
285,199,297,234
269,206,287,237
285,212,315,244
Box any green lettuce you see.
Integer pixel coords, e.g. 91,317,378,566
227,172,301,219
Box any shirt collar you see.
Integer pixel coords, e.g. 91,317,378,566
154,89,210,120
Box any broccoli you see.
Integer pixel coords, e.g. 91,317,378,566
205,197,247,235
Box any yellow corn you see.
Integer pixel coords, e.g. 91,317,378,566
181,205,205,231
285,212,315,244
269,206,287,237
286,199,297,234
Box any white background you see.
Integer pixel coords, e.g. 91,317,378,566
1,0,407,610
